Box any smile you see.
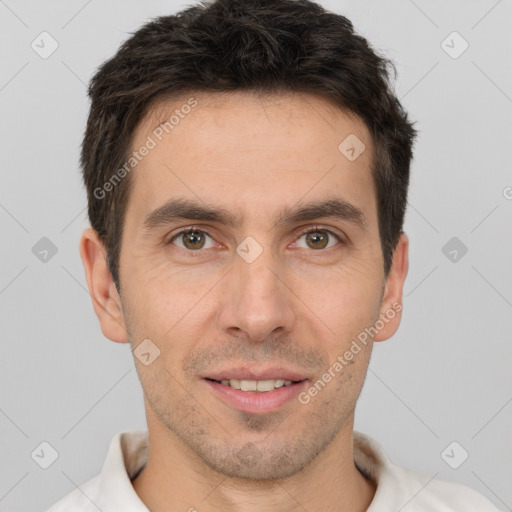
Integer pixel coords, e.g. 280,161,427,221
209,378,296,392
204,377,309,414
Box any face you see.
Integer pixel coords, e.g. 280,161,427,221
83,90,408,480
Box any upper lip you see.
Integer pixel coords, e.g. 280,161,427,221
204,366,309,382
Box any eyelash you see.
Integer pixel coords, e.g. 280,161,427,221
167,226,343,254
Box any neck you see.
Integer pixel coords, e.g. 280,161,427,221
132,416,376,512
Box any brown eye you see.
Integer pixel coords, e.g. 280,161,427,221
305,231,328,249
170,229,215,251
296,229,340,250
183,230,205,250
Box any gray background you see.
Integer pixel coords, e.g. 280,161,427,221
0,0,511,510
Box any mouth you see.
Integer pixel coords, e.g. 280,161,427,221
202,371,309,414
205,377,300,392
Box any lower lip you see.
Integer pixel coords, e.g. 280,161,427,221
204,379,308,414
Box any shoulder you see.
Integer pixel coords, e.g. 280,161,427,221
393,463,502,511
43,430,149,512
44,475,101,512
353,432,502,512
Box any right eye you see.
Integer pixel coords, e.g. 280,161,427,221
169,228,216,251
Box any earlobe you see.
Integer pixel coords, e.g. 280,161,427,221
79,228,129,344
373,233,409,342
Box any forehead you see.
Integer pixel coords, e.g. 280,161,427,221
125,90,376,230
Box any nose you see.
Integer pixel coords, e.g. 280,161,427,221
218,249,297,343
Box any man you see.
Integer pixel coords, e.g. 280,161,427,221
46,0,501,510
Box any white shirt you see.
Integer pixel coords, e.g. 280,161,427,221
45,430,501,511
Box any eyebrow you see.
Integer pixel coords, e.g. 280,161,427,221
142,196,368,233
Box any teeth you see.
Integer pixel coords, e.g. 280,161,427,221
256,380,275,392
229,379,241,389
240,380,257,391
217,379,297,392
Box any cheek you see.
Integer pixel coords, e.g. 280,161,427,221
123,263,215,362
293,257,382,336
120,263,174,346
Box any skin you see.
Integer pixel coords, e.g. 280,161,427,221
80,90,408,512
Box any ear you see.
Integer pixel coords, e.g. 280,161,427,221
79,227,129,343
373,232,409,342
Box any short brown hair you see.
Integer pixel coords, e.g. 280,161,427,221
81,0,417,293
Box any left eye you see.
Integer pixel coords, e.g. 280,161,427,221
295,229,340,250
